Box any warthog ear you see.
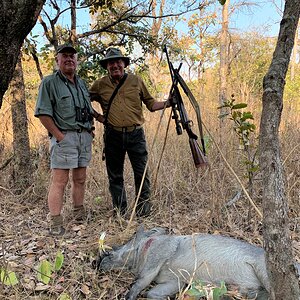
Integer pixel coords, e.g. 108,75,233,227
134,226,168,241
147,227,169,236
135,225,145,239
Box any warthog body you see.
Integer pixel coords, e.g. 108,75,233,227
98,227,300,300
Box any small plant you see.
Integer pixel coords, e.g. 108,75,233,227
94,195,103,205
37,250,64,284
218,95,259,195
0,267,18,286
184,280,227,300
218,95,256,149
58,292,72,300
98,232,112,253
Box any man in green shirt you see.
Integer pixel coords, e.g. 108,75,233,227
90,47,170,217
35,44,95,235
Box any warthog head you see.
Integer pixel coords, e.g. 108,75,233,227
93,226,168,272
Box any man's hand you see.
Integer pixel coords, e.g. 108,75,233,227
165,99,172,108
94,111,105,123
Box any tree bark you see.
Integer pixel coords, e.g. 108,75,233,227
148,0,165,91
219,0,230,110
10,54,32,191
0,0,44,108
70,0,77,44
259,0,300,298
290,20,299,80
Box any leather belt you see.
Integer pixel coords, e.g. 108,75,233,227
107,124,142,132
49,127,93,138
62,127,93,133
76,127,90,133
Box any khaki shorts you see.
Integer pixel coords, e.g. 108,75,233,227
50,131,93,169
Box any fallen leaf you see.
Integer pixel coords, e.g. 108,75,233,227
53,284,64,292
23,278,36,290
56,276,65,283
35,283,50,291
80,284,91,295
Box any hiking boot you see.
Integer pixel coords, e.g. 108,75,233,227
48,214,65,236
72,205,88,224
136,201,152,217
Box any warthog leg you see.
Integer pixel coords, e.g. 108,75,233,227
146,279,184,299
126,266,162,300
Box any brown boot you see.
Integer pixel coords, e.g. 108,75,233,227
72,205,87,224
48,214,65,236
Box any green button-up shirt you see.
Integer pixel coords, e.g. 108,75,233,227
89,73,156,127
35,71,94,130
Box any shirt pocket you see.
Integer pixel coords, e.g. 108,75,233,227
57,94,74,118
124,85,141,108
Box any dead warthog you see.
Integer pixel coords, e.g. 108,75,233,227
95,226,300,300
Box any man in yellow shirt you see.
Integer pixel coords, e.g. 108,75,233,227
90,48,169,217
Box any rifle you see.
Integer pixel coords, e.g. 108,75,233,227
163,45,208,168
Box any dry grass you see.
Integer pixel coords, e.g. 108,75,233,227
0,97,299,299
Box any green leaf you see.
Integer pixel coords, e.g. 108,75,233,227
241,112,254,120
212,281,227,299
218,281,227,294
37,260,52,284
232,110,241,120
218,0,226,5
248,165,259,173
232,103,247,109
240,123,256,131
0,268,18,286
185,287,205,297
54,250,64,271
59,292,72,300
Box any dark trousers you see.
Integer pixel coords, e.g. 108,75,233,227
104,127,150,214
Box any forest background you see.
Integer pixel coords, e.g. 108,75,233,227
0,0,299,299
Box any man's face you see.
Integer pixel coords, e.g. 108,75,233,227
56,52,78,75
107,59,125,80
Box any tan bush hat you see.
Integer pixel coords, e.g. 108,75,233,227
100,47,130,69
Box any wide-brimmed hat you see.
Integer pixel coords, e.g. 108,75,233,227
100,47,130,69
56,44,77,54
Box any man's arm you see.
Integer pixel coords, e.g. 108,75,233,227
90,87,105,123
151,100,171,111
93,110,105,123
90,93,101,102
39,115,65,142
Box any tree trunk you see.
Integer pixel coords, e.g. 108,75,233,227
219,0,230,111
259,0,300,298
0,0,44,109
148,0,165,91
70,0,77,44
10,54,32,192
290,20,299,80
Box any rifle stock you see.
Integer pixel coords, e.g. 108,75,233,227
189,138,208,168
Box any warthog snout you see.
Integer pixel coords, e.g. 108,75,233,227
92,250,110,270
